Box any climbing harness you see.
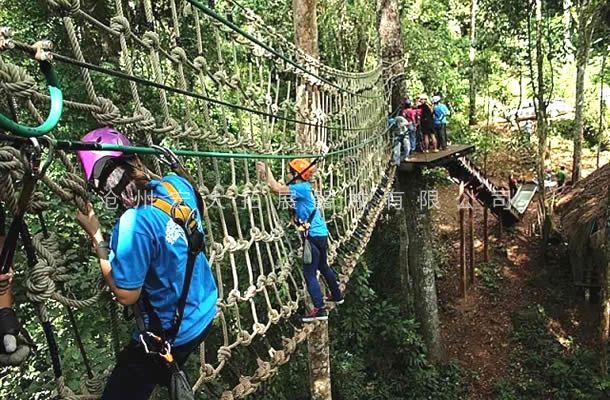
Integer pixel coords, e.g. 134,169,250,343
132,179,204,400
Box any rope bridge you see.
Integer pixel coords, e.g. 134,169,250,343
0,0,393,398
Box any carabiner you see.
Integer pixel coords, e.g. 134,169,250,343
0,41,63,137
151,144,180,169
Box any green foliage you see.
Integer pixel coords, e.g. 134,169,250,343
493,305,610,400
476,261,503,290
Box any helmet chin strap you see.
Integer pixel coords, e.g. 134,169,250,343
286,158,319,185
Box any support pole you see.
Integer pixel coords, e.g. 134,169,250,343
308,322,332,400
469,190,475,286
483,206,489,262
459,184,467,297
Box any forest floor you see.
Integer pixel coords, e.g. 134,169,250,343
433,135,604,399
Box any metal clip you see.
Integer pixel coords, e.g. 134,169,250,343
32,40,54,62
0,27,14,51
151,144,180,169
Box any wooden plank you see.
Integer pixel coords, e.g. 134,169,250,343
402,144,475,165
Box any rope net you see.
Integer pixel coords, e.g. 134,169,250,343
0,0,394,398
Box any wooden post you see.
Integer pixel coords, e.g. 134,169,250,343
483,206,489,262
308,322,332,399
469,190,475,286
459,185,467,297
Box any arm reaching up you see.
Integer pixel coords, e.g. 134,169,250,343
256,162,290,195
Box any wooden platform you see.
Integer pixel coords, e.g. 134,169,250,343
398,144,475,170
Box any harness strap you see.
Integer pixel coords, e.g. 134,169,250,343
133,179,203,350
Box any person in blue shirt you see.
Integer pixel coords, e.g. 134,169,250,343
256,159,343,322
432,95,450,150
75,128,217,400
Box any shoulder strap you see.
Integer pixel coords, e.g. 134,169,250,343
137,179,204,343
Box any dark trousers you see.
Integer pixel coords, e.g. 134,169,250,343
101,325,210,400
435,124,447,149
303,236,342,309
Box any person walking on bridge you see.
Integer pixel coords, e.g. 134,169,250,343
257,159,343,322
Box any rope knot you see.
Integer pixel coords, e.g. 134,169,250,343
193,56,208,73
239,330,252,345
171,47,188,63
268,309,280,324
217,346,232,361
254,359,273,380
110,16,130,34
133,107,156,131
92,97,120,125
220,391,234,400
46,0,80,16
0,59,36,98
142,31,160,49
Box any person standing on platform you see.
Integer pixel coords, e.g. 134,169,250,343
418,94,437,152
401,99,418,157
433,95,450,150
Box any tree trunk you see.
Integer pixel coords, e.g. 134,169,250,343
572,8,595,182
399,207,411,304
293,2,332,397
398,170,443,363
598,50,607,169
528,0,550,250
564,0,573,55
377,0,406,112
468,0,478,125
294,0,319,147
600,184,610,376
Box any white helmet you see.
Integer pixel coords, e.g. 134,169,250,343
432,95,441,103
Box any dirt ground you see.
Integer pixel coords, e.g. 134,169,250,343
433,137,603,399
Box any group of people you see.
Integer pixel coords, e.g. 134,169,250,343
390,93,451,165
0,128,341,399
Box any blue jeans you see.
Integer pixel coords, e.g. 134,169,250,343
408,126,416,154
303,236,342,309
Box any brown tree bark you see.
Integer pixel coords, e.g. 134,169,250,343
468,0,478,125
293,2,332,398
294,0,320,147
399,170,444,363
572,0,598,182
377,0,406,112
600,184,610,376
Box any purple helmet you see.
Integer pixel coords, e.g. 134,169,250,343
77,127,131,181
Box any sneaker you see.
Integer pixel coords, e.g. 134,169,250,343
301,307,328,322
325,296,345,305
433,148,440,153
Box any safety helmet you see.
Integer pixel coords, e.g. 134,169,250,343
404,99,412,107
77,127,131,183
288,158,315,180
419,93,428,101
432,95,441,103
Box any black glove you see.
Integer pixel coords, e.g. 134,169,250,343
0,307,30,366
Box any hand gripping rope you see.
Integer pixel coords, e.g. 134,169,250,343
0,32,63,137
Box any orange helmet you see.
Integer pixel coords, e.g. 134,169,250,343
288,158,315,180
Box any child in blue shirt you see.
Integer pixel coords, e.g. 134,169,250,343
257,159,343,321
433,95,450,150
